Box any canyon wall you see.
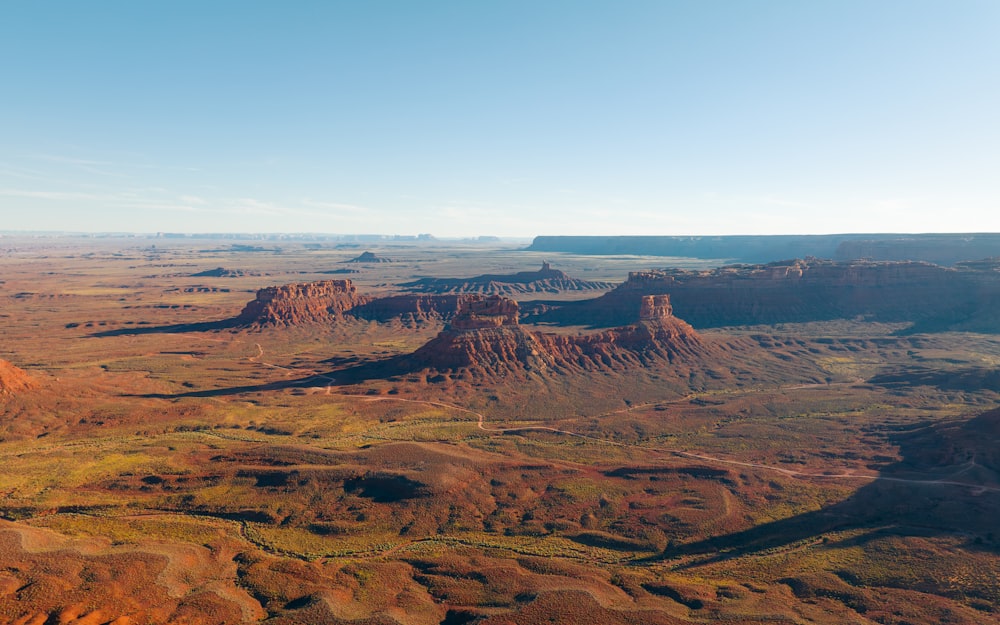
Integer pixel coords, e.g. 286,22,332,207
527,259,1000,332
528,234,1000,265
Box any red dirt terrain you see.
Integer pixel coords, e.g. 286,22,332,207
0,359,33,397
2,239,1000,624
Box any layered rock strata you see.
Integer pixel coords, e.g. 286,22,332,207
236,281,503,327
235,280,372,326
406,294,706,377
349,294,466,325
401,263,614,295
527,258,1000,332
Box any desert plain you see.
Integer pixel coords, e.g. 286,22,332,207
1,235,999,624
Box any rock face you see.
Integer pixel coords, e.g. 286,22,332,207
528,233,1000,265
639,295,672,321
231,258,1000,333
527,258,1000,332
235,281,481,327
834,236,1000,266
401,263,614,295
405,294,705,378
349,294,466,325
236,280,371,326
449,295,520,330
0,359,33,396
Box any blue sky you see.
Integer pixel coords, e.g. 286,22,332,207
2,1,998,237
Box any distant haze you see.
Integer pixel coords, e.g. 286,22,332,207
2,1,998,236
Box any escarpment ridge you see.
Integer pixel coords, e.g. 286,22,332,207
528,233,1000,265
526,258,1000,332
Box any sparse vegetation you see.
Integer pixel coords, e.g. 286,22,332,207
0,239,997,623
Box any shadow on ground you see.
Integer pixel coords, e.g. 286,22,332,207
660,408,1000,566
90,319,241,337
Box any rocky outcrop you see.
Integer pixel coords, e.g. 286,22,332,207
234,283,498,327
345,251,393,263
190,267,262,278
639,295,673,321
235,280,371,326
0,359,33,396
404,294,705,378
449,295,520,330
319,268,360,275
526,258,1000,332
228,258,1000,333
401,263,614,295
349,294,466,325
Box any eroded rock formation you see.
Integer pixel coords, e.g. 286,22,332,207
401,262,614,295
236,280,372,326
449,295,520,330
528,233,1000,265
345,251,393,263
639,294,673,321
0,359,33,396
349,294,466,325
405,294,706,378
235,281,512,328
527,258,1000,332
189,267,262,277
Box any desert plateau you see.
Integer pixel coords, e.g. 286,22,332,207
7,1,1000,621
0,235,998,624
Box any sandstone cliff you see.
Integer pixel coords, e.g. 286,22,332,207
234,281,506,327
405,294,706,378
235,280,372,326
528,233,1000,264
526,258,1000,332
0,359,33,396
348,294,466,325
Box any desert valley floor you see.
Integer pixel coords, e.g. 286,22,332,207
1,236,999,624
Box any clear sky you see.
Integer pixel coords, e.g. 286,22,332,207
2,1,998,237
